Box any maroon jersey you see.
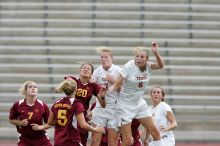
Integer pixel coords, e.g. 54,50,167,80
51,96,84,145
9,99,50,139
65,76,100,111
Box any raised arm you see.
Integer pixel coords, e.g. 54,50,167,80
151,41,164,70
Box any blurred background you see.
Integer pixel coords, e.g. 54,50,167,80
0,0,220,145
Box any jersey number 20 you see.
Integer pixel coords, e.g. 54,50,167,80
76,89,88,98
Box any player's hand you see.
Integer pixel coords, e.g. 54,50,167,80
107,85,114,92
151,41,159,55
86,111,93,121
20,119,28,126
106,74,114,84
159,125,167,132
95,126,106,134
31,123,42,131
98,85,106,97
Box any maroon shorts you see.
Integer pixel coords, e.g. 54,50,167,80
18,135,52,146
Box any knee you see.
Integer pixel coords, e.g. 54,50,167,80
108,138,118,146
91,138,99,145
123,136,134,146
91,135,100,145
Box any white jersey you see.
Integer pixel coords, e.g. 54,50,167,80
119,60,152,104
150,102,175,139
92,64,121,108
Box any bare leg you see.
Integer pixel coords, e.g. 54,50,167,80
108,128,119,146
121,122,133,146
90,123,103,146
138,117,165,146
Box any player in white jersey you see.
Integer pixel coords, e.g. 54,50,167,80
91,46,121,146
110,42,165,146
144,85,177,146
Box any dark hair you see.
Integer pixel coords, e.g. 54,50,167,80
80,62,94,74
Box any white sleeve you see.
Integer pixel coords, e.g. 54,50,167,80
162,102,172,116
92,68,99,81
120,61,131,78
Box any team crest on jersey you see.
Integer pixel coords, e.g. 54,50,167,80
135,73,148,80
136,76,147,80
35,109,39,113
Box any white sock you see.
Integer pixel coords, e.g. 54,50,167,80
151,139,165,146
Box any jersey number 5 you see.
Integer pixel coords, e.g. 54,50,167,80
57,109,68,126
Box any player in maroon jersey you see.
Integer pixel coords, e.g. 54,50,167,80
64,63,106,146
9,81,52,146
48,78,105,146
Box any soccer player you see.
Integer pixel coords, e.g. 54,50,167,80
144,85,177,146
9,81,52,146
48,78,105,146
110,42,166,146
91,46,121,146
90,102,141,146
64,62,106,146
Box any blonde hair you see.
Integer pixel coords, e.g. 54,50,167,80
18,81,36,95
95,46,113,58
133,47,150,58
55,79,77,96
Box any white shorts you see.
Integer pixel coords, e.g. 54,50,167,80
92,107,117,129
116,98,152,126
162,135,175,146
